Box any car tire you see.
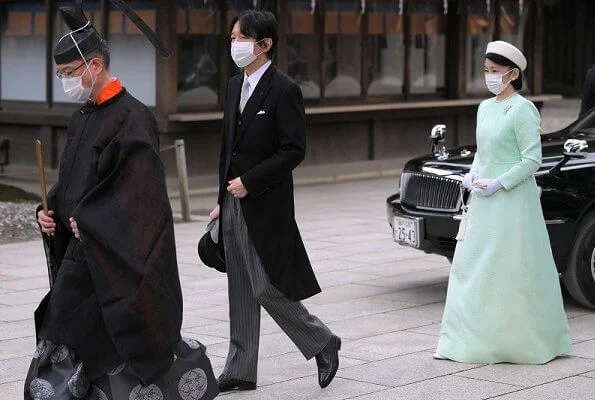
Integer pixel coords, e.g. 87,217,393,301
562,211,595,310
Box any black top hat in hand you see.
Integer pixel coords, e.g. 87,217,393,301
197,219,226,273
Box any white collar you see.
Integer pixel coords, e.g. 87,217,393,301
244,60,272,90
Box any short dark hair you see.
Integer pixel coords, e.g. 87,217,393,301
86,40,111,69
229,10,278,61
485,53,522,90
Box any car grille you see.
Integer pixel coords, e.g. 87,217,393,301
437,238,457,253
400,172,462,212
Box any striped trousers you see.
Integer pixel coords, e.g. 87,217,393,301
221,192,332,382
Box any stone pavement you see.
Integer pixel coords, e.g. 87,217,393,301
1,178,595,400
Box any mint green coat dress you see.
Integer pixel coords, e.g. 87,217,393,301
436,93,572,364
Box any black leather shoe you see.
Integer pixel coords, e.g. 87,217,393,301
315,335,341,388
216,374,256,392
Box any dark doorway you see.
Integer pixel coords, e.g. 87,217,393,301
543,0,595,96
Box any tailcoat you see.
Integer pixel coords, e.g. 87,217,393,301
218,65,320,301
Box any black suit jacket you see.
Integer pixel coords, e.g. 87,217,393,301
218,64,321,301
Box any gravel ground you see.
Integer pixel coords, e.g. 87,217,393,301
0,201,40,244
0,184,42,244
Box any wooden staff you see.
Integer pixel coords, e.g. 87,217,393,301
35,140,55,288
35,140,48,213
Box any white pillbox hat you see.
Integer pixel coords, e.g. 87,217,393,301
486,41,527,71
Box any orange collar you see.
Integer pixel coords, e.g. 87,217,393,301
96,78,123,105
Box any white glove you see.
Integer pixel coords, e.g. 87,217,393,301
462,172,477,191
472,179,503,197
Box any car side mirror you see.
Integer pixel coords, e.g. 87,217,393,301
430,124,449,160
549,139,589,175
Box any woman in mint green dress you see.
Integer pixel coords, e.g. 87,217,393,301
435,41,572,364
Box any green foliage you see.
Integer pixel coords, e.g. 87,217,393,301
0,184,41,203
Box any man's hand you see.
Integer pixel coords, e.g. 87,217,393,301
37,209,56,236
227,177,248,199
209,204,220,219
69,217,80,239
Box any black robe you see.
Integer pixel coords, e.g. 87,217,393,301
35,88,183,385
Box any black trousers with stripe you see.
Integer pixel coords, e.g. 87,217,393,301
221,192,332,382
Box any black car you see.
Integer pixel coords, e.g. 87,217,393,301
386,108,595,309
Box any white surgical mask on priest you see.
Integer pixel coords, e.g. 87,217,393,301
56,58,98,102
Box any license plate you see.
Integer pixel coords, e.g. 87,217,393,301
393,216,421,248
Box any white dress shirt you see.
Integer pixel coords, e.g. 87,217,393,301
243,60,272,99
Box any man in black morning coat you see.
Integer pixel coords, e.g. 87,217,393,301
210,9,341,393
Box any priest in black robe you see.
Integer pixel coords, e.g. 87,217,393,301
25,2,218,399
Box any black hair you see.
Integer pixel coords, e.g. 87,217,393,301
86,39,111,69
229,10,278,61
485,53,522,90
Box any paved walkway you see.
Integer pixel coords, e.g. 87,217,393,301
1,178,594,399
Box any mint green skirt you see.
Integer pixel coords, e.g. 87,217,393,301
436,178,572,364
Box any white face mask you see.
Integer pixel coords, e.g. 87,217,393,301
485,70,513,95
231,39,265,68
61,67,94,102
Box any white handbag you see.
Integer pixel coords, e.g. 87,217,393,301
454,184,469,241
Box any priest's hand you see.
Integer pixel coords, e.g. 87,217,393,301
210,204,220,219
69,217,80,239
227,178,248,199
472,179,503,197
37,209,56,237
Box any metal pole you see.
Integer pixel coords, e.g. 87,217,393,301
174,139,191,222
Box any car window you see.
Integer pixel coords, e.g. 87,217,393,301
570,109,595,137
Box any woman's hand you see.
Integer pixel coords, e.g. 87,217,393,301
472,179,503,197
37,209,56,236
462,172,477,191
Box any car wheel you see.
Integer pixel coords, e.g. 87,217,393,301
562,211,595,310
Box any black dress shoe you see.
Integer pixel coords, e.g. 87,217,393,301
216,374,256,392
315,335,341,388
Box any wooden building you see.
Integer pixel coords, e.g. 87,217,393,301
0,0,582,184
